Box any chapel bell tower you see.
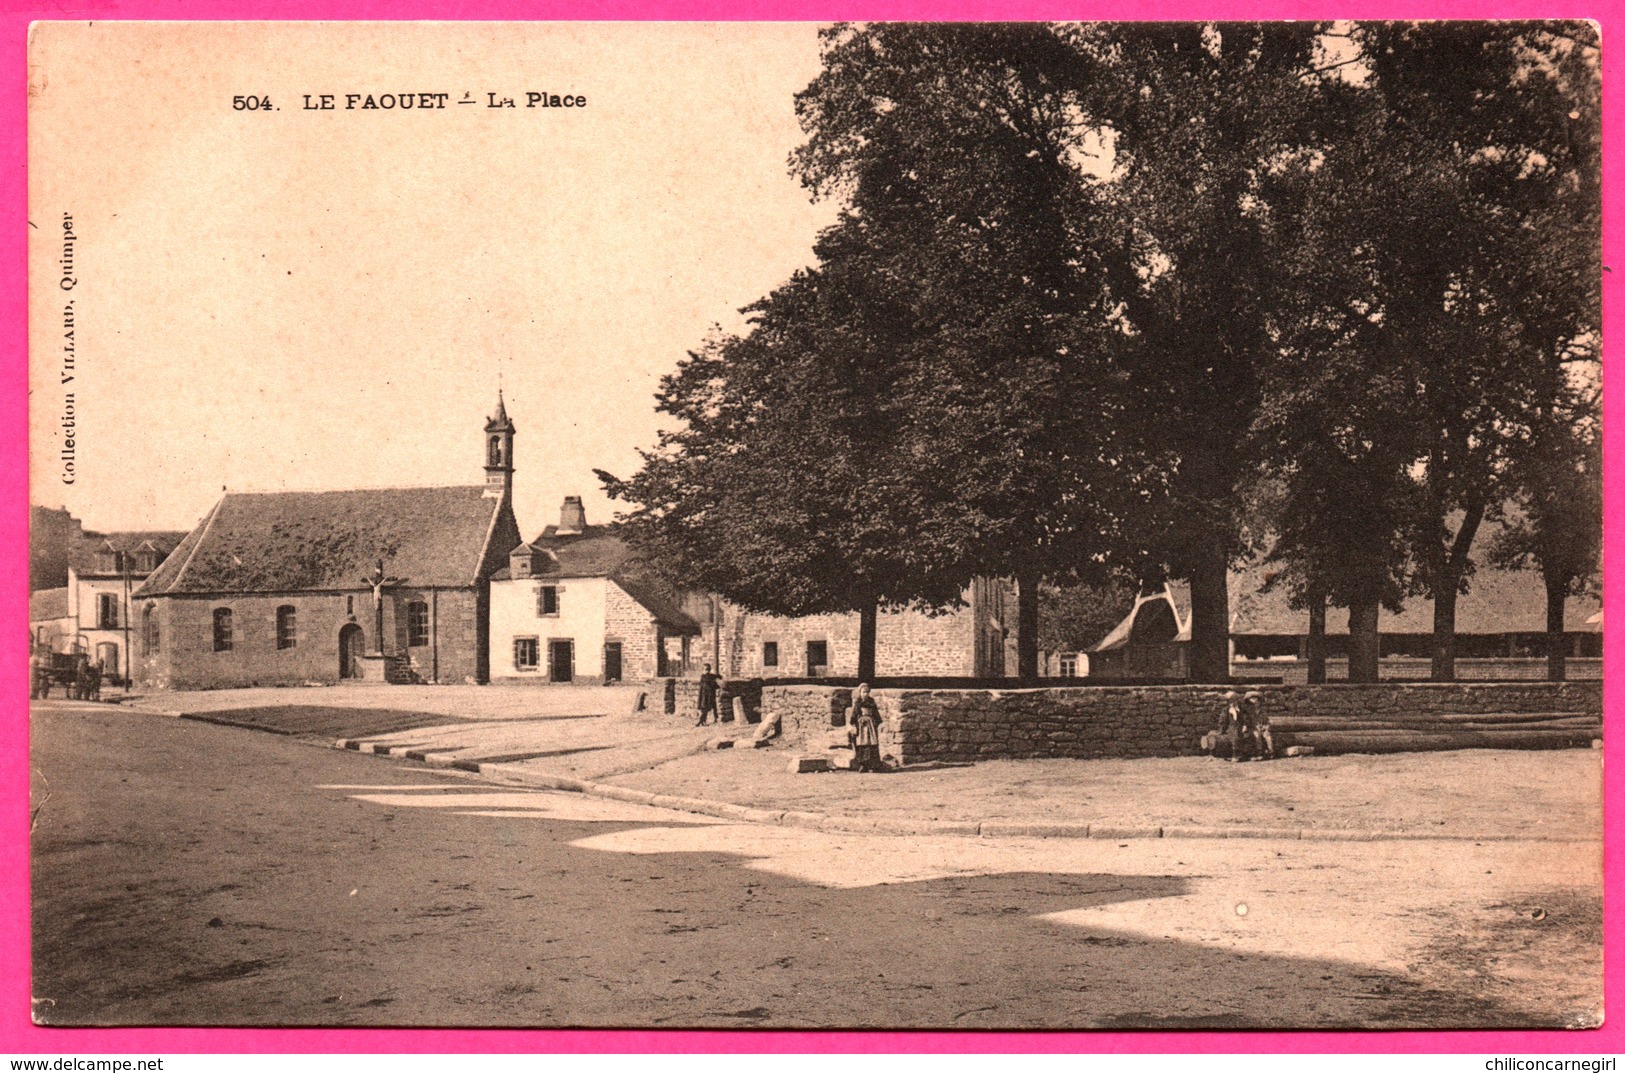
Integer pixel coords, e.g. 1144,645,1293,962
483,392,516,499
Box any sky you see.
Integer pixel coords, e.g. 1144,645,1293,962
28,22,836,537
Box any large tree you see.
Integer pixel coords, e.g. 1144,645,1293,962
1249,22,1599,682
600,221,978,682
1487,386,1601,681
1344,22,1601,680
790,22,1130,679
1064,22,1329,682
1246,59,1424,683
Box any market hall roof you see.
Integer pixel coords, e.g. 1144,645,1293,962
135,485,514,597
1092,558,1601,652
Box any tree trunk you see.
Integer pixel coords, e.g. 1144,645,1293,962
1305,585,1327,685
1429,496,1484,683
1017,567,1040,682
1187,546,1231,684
1430,586,1459,682
1347,601,1380,683
857,599,878,684
1544,576,1568,683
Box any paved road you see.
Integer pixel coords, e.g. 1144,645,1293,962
30,701,1601,1030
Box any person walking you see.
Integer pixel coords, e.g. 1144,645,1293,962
695,664,721,726
845,683,886,773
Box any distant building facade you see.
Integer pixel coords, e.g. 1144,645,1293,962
488,497,700,685
132,399,522,690
699,577,1019,681
28,520,187,684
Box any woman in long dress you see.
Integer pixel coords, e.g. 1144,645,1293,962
846,683,886,773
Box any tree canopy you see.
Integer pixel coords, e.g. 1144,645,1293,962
602,21,1600,685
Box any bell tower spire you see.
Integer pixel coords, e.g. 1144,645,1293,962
483,391,516,499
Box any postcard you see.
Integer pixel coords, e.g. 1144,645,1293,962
27,20,1603,1031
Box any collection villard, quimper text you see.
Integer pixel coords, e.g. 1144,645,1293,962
60,212,78,484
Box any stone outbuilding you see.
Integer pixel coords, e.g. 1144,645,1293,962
693,577,1020,681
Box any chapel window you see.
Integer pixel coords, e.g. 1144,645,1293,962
407,601,430,647
212,608,234,652
276,606,298,650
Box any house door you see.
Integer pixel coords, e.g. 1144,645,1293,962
96,642,119,681
603,642,622,683
549,640,574,683
338,624,365,679
806,639,828,677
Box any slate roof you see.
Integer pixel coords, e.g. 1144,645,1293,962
29,587,69,623
69,530,188,575
136,486,512,596
493,523,700,634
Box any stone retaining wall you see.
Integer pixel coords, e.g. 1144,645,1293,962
759,681,1602,764
1231,657,1602,684
662,677,763,722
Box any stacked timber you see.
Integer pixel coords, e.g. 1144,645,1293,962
1271,711,1601,755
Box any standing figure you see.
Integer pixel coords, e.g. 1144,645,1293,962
73,656,93,703
1217,690,1248,761
695,664,721,726
845,683,886,773
29,649,50,700
1241,691,1273,760
86,660,103,702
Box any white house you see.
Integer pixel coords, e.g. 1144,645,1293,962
488,497,700,684
31,530,185,685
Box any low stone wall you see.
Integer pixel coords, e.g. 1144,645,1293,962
661,677,763,722
1231,657,1603,684
760,681,1602,764
764,684,852,736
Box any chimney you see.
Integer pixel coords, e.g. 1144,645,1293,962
558,496,587,535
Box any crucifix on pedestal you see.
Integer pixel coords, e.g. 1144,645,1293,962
360,558,407,656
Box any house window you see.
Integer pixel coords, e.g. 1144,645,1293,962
1059,654,1078,679
346,595,354,616
537,586,559,617
762,641,779,668
514,636,540,671
806,640,828,676
276,605,297,650
137,550,159,572
407,601,430,647
143,605,159,655
96,593,119,629
212,608,234,652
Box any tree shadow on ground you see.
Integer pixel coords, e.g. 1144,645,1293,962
31,712,1598,1032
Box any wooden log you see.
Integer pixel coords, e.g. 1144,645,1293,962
1271,714,1599,734
1279,728,1598,755
1432,711,1596,724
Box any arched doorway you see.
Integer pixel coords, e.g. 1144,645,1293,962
338,624,365,679
95,642,120,682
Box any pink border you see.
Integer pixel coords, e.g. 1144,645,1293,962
3,1,1619,1055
